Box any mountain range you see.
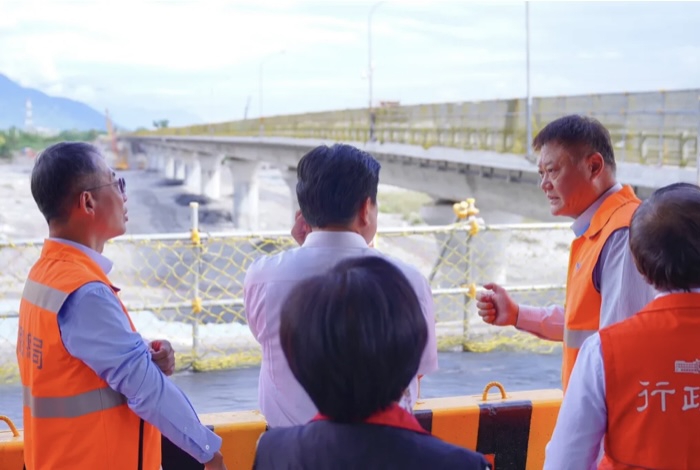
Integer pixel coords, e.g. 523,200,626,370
0,74,107,132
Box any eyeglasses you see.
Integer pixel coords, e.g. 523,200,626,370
84,177,126,195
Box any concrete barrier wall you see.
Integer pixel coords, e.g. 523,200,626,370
0,386,563,470
138,89,700,165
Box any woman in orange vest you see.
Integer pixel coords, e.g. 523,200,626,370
544,182,700,469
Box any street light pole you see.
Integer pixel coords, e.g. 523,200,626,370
525,1,532,159
368,1,385,143
259,50,285,137
259,61,264,136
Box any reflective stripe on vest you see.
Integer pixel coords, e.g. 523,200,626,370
23,385,126,419
20,239,162,470
563,328,597,349
22,278,70,314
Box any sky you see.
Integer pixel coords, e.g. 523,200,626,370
0,0,698,129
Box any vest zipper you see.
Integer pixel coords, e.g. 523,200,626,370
137,418,145,470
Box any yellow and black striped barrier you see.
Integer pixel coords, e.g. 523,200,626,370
0,383,562,470
413,384,562,469
0,416,22,470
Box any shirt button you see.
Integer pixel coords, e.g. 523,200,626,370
205,445,210,450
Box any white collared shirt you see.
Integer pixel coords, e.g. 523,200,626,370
243,231,439,428
544,289,700,469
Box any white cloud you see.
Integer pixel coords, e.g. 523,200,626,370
1,3,360,70
0,0,698,127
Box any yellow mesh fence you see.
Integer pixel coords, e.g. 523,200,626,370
0,215,573,384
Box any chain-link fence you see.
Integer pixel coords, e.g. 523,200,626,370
0,204,572,384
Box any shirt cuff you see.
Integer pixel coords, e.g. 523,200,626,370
195,428,222,464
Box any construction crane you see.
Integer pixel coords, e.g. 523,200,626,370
106,109,128,170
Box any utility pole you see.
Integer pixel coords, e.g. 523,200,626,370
244,95,251,120
525,1,532,159
368,1,385,143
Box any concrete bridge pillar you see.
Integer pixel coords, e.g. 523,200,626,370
147,153,165,172
157,155,166,173
174,160,186,181
280,167,300,224
184,158,201,193
227,160,260,231
200,157,223,200
164,157,176,180
147,154,160,172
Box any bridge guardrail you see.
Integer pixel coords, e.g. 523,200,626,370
133,89,700,167
0,202,573,383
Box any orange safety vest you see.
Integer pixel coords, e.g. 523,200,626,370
599,293,700,469
562,185,640,391
17,240,161,470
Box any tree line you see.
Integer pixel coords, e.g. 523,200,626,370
0,127,104,159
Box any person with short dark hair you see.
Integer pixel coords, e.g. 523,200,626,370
17,142,226,469
253,257,490,470
244,143,438,427
545,183,700,470
477,114,656,392
532,113,617,172
545,182,700,469
295,142,380,228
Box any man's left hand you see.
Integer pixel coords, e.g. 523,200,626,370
150,340,175,376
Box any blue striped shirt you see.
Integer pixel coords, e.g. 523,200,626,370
53,238,221,464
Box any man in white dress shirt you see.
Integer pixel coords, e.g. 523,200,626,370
243,143,438,428
476,115,656,391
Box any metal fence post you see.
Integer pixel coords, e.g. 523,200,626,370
190,202,202,367
464,199,482,351
446,199,482,351
463,225,474,350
